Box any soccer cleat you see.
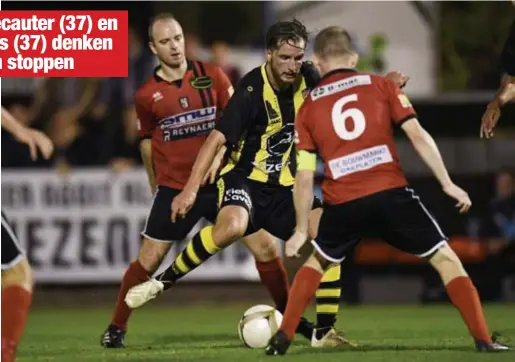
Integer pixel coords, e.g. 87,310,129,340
475,332,511,352
265,330,291,356
296,317,315,341
100,324,126,348
124,278,165,309
311,327,358,348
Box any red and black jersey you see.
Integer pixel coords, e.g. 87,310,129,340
296,69,416,205
135,60,233,190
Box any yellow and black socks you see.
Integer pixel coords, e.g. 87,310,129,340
315,264,342,338
157,226,220,289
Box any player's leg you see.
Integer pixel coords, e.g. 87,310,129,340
379,187,509,352
308,207,345,344
124,173,253,308
101,186,177,348
241,230,289,313
241,229,315,341
427,244,509,351
1,212,33,362
266,202,359,355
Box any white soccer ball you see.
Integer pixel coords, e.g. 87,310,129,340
238,304,283,349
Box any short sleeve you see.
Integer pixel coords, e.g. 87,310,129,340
385,80,417,126
135,92,154,140
215,82,253,145
294,102,316,152
215,66,234,111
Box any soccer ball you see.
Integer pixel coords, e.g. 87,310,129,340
238,304,283,349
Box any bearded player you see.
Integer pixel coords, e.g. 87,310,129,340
265,26,510,355
125,19,409,348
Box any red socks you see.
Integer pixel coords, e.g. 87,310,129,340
446,276,492,343
280,266,323,340
111,261,151,330
2,285,32,362
256,257,290,313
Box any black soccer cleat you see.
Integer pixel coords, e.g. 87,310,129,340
296,317,315,341
100,324,126,348
265,330,292,356
475,332,511,352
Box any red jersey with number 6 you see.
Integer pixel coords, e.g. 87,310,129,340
295,69,416,204
136,60,233,190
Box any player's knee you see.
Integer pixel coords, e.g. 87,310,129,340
213,207,248,245
1,257,33,292
137,238,172,272
243,232,278,263
428,243,468,285
305,251,333,273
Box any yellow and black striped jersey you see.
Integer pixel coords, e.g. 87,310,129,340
215,62,320,187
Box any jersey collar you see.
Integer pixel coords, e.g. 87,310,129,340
320,68,357,81
153,60,195,82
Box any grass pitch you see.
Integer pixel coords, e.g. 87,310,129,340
19,303,514,362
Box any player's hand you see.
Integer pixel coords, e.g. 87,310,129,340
385,71,410,88
171,188,197,223
480,101,501,139
442,183,472,214
15,128,54,161
285,230,308,258
202,159,221,186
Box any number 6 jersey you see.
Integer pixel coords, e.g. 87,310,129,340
295,68,417,204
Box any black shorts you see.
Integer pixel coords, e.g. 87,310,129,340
217,170,322,240
1,212,25,270
313,187,448,263
141,185,218,242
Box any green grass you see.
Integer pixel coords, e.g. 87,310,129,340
18,304,514,362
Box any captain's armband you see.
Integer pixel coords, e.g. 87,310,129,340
297,150,317,172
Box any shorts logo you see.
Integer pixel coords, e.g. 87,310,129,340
179,96,189,109
224,188,252,211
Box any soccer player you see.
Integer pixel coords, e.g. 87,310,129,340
265,26,511,355
480,9,515,139
125,19,353,347
1,106,54,362
100,13,234,347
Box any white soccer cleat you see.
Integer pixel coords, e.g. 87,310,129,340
124,278,164,309
311,327,358,348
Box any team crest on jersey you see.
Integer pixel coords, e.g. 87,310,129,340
152,92,163,102
179,96,189,109
190,76,213,89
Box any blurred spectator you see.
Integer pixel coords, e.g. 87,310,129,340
483,168,515,253
109,106,142,172
185,32,201,60
211,41,241,86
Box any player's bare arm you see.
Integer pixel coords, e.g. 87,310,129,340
286,150,317,258
401,118,471,213
171,130,227,222
480,75,515,139
139,139,157,194
202,144,227,186
1,106,54,161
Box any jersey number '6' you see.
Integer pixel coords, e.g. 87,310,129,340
331,94,366,140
